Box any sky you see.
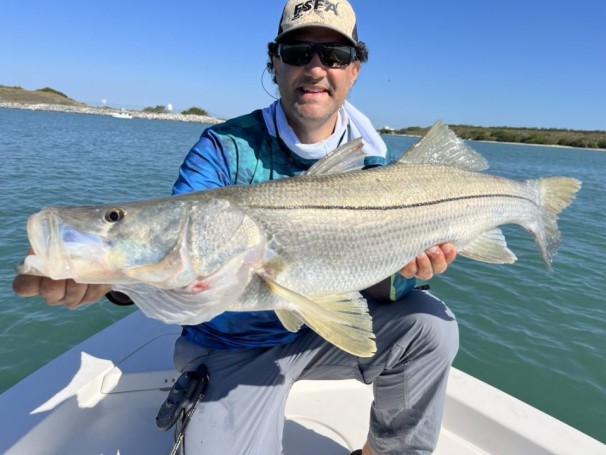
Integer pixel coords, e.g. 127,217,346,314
1,0,604,130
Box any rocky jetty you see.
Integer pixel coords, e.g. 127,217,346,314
0,101,223,125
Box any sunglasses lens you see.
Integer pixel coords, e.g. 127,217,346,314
320,45,354,68
279,43,355,68
279,43,313,66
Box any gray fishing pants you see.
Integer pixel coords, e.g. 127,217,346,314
173,290,459,455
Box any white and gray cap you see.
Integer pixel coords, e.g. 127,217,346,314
275,0,359,45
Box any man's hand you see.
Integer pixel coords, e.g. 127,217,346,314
400,243,457,280
12,274,111,309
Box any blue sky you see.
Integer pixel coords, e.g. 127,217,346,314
1,0,604,130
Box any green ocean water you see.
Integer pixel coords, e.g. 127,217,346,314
1,108,604,442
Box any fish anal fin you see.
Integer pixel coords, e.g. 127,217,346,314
397,120,489,171
459,228,517,264
259,272,376,357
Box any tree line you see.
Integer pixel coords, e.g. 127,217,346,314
381,124,606,149
142,105,209,116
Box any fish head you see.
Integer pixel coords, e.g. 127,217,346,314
19,198,190,285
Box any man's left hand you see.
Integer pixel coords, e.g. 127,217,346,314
400,243,457,281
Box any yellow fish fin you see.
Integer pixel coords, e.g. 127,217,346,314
458,228,518,264
274,309,305,332
259,272,376,357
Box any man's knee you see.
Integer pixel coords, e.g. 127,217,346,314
370,290,459,369
405,301,459,366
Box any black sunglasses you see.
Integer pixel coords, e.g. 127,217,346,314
277,42,357,68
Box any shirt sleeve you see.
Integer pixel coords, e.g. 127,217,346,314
172,128,232,195
390,273,417,301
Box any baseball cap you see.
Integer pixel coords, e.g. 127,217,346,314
275,0,359,45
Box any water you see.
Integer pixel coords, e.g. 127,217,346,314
1,109,605,443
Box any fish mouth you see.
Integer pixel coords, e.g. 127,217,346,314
23,208,107,281
22,209,63,277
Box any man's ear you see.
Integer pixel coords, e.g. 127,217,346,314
272,55,281,79
350,61,361,86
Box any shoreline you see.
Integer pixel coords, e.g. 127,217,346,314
3,102,603,152
0,102,224,125
384,132,606,152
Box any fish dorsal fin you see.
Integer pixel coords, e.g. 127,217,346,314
397,120,489,171
458,228,517,264
258,271,376,357
304,138,365,176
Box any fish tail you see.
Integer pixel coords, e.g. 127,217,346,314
533,177,581,268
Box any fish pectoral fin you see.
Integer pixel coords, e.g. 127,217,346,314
259,272,376,357
458,228,518,264
121,235,194,288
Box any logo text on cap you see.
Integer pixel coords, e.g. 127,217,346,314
292,0,339,20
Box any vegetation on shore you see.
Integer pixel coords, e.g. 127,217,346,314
36,87,72,100
0,85,83,106
181,107,209,116
142,105,169,113
380,124,606,149
142,105,209,116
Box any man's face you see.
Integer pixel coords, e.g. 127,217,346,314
273,27,360,138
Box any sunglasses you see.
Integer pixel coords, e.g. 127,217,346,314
277,42,357,68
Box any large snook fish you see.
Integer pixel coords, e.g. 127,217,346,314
18,121,581,357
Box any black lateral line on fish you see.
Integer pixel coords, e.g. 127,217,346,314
251,193,535,211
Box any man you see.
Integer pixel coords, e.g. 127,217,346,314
13,1,458,453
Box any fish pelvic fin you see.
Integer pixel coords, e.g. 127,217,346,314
458,228,518,264
397,120,489,171
533,177,582,269
304,138,366,176
274,309,305,332
259,272,376,357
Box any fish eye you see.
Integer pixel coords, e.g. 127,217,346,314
104,208,125,223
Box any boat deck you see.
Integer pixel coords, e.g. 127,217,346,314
1,311,603,454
